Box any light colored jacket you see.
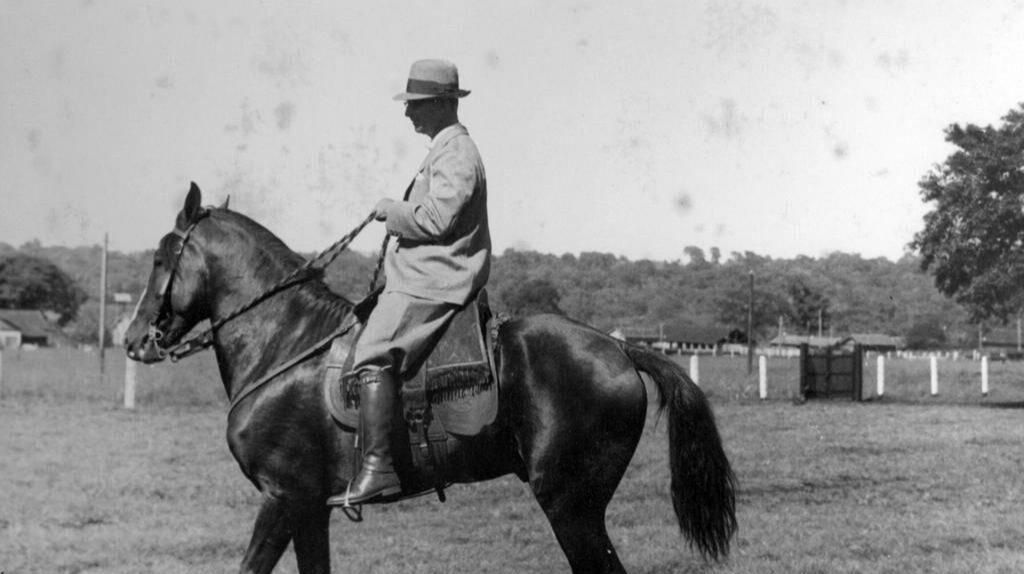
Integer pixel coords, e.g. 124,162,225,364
382,123,490,305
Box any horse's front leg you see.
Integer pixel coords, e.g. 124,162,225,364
239,495,292,574
289,502,333,574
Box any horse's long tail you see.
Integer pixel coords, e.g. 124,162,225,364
623,345,738,561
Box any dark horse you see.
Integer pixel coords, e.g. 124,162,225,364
123,184,737,574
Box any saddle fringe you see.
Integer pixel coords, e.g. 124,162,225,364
343,362,492,408
425,362,493,404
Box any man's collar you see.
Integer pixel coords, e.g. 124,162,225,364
428,123,465,150
417,123,468,172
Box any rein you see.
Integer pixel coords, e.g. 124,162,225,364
225,216,390,415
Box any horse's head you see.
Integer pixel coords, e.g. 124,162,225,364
125,182,215,363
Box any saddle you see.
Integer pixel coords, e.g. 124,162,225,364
323,289,506,502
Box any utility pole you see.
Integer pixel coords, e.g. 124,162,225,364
98,233,108,375
746,271,754,375
1017,314,1021,352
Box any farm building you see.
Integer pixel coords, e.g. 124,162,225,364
769,333,905,354
980,326,1023,357
609,324,750,355
0,309,60,349
768,334,843,349
837,333,905,352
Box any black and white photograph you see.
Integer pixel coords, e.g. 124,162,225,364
3,1,1024,572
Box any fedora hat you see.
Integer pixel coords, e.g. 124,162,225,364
393,59,471,101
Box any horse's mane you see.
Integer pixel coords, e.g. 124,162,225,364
206,207,355,324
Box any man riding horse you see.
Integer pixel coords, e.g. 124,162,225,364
326,59,491,507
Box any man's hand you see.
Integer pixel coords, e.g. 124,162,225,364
372,198,395,221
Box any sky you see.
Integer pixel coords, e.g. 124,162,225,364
4,0,1024,263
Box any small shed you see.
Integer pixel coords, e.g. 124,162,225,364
609,324,748,355
0,309,57,348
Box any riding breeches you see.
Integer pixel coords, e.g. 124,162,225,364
351,291,459,378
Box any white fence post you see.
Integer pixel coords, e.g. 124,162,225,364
758,355,767,400
981,356,989,396
124,359,137,409
689,354,699,386
876,355,885,397
930,355,938,396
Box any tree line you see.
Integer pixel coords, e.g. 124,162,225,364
0,240,978,349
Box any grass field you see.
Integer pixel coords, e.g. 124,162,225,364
2,348,1024,573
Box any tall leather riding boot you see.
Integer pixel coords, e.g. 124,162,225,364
328,369,402,506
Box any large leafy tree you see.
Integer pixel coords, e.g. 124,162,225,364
787,275,830,333
713,267,793,341
500,278,563,318
904,314,949,349
0,254,88,325
912,104,1024,321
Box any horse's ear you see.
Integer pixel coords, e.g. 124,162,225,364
219,195,230,210
178,182,203,227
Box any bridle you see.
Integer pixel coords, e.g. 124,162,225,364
146,209,210,360
146,209,379,363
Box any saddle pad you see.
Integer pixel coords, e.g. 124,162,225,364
324,292,499,436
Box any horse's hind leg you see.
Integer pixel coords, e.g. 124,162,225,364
504,314,648,572
529,434,641,573
538,495,627,574
239,496,292,574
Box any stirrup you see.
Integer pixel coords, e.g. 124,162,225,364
335,494,363,522
326,484,366,522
